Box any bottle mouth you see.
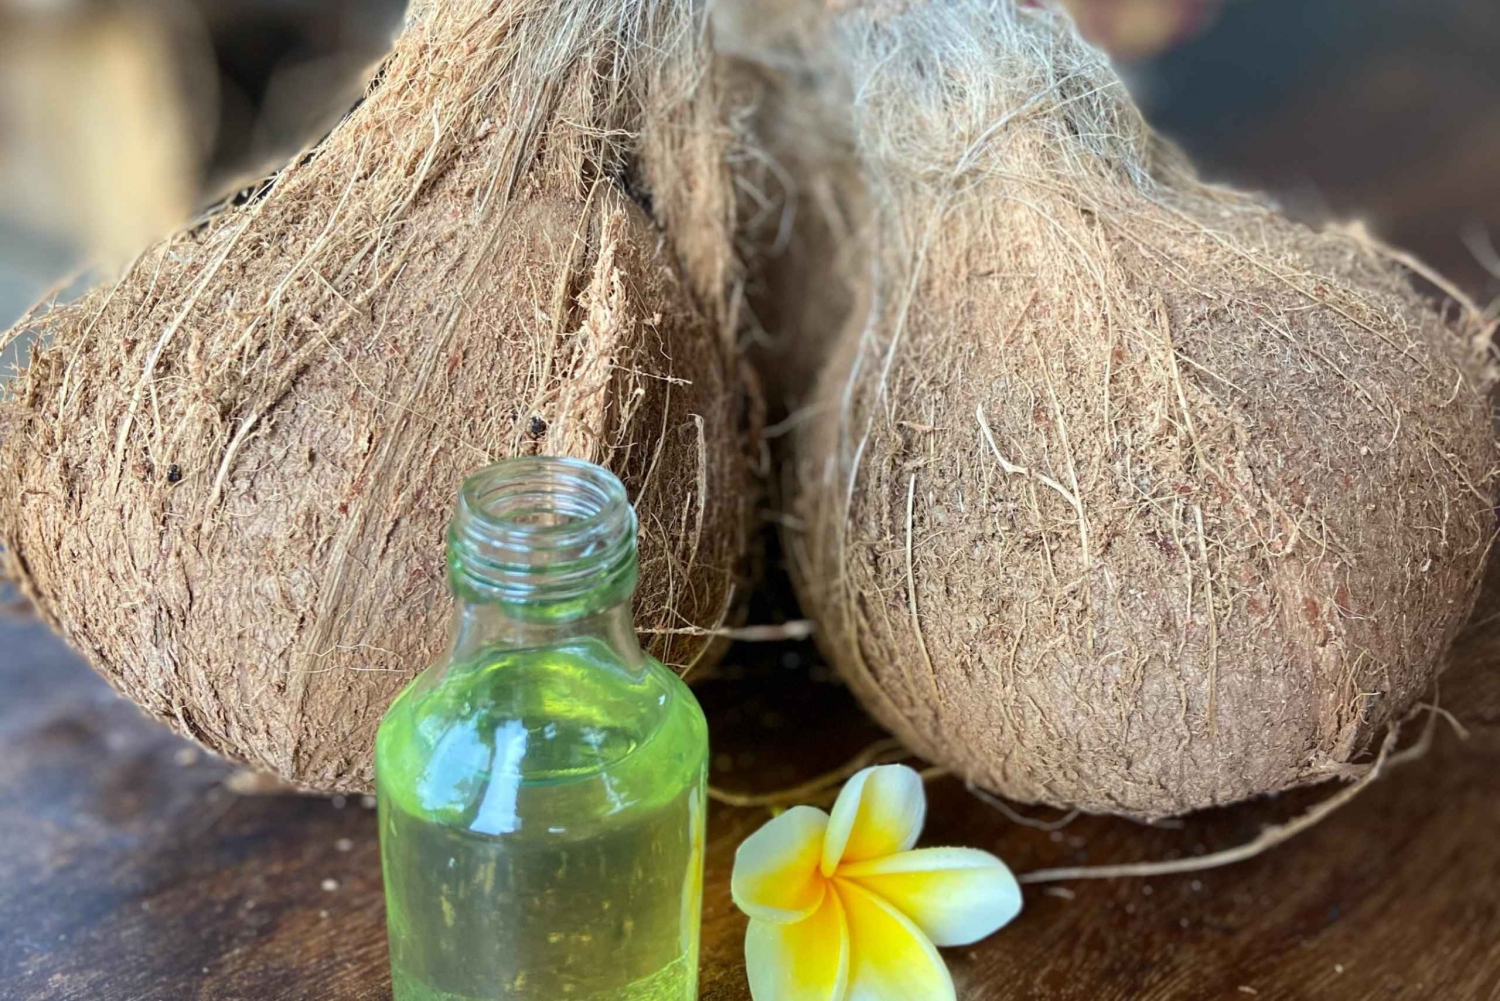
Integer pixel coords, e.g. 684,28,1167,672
448,457,638,614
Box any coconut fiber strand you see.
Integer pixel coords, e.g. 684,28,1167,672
0,0,751,793
789,0,1497,818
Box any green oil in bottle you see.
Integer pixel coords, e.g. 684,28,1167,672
375,458,709,1001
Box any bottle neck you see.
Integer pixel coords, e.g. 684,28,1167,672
447,596,645,670
442,456,644,668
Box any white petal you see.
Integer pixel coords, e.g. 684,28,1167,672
745,891,850,1001
822,765,926,876
840,847,1022,946
834,878,955,1001
733,805,831,924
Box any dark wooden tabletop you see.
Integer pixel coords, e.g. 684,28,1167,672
4,559,1500,1001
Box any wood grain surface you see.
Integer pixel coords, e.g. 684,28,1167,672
3,561,1500,1001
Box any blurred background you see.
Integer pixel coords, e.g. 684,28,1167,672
1114,0,1500,306
0,0,408,371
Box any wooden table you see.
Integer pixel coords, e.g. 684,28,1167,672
4,563,1500,1001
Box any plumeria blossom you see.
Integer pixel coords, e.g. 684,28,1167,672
731,764,1022,1001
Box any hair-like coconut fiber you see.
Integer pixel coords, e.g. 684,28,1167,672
0,0,752,793
787,0,1497,818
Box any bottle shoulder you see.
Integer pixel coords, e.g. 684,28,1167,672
375,638,706,834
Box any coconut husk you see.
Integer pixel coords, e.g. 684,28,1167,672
784,0,1498,819
0,0,753,793
709,0,867,420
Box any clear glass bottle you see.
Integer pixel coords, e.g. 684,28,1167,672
376,457,709,1001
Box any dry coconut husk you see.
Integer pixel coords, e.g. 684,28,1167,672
787,0,1498,819
0,0,752,793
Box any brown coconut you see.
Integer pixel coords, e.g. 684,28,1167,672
788,0,1498,819
0,0,752,793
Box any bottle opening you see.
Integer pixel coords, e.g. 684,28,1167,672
448,457,638,614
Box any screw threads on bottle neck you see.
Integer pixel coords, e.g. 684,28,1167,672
447,457,638,619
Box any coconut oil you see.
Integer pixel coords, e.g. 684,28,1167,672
375,458,708,1001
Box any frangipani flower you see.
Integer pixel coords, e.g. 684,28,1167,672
732,764,1022,1001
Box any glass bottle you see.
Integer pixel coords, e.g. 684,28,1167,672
376,457,709,1001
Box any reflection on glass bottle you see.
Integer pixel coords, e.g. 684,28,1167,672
376,457,708,1001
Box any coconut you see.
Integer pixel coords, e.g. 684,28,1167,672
0,0,752,793
787,0,1497,818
